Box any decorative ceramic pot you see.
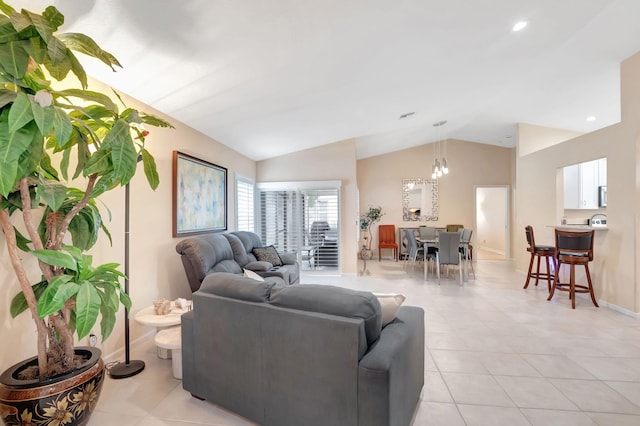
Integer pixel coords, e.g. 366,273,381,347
0,347,104,426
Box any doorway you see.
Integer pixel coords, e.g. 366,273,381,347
475,186,509,260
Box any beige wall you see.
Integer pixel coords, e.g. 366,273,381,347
257,140,359,274
0,77,256,368
515,51,640,313
518,123,583,157
357,139,513,255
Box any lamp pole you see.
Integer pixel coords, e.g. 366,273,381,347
109,181,145,379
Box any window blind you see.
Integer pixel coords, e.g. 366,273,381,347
258,183,340,271
236,176,255,232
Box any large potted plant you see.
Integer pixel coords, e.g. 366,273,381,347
0,2,172,424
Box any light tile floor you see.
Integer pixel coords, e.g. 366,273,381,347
90,259,640,425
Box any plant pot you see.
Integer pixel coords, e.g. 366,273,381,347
0,347,104,426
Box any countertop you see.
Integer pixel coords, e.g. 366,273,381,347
549,224,608,231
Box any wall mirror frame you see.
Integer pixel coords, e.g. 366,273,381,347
402,178,438,221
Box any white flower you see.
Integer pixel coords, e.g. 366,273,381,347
34,90,53,107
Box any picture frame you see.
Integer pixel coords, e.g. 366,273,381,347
172,151,227,236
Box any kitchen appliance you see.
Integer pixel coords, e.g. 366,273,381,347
598,186,607,207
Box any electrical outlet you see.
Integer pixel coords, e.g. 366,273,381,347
89,334,98,347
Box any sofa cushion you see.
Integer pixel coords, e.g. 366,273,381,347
270,284,382,345
373,293,406,326
199,272,277,302
252,246,283,266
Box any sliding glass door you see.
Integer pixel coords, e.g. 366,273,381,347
258,182,340,271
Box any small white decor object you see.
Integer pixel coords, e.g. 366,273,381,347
174,297,189,310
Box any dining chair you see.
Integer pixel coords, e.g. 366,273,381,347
523,225,555,292
436,231,463,284
378,224,399,261
419,226,437,241
459,228,475,279
548,229,598,309
403,228,424,270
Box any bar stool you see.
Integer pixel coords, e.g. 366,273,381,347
523,226,555,291
548,229,598,309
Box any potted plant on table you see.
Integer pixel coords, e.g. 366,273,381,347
0,2,172,424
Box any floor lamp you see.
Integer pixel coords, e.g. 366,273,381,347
109,182,145,379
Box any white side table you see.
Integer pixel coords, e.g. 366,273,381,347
155,327,182,379
134,301,190,359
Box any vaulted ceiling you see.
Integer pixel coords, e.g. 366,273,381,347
21,0,640,160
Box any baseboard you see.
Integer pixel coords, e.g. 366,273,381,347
597,300,640,318
102,329,155,363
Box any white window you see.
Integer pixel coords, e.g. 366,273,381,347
236,176,255,232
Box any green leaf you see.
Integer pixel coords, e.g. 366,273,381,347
68,211,92,251
141,148,159,190
0,118,36,164
37,180,67,212
140,112,174,128
31,100,55,136
24,10,53,43
65,49,87,89
0,40,29,79
119,291,132,310
36,275,77,318
43,51,71,81
16,126,44,179
58,32,122,71
56,89,118,113
99,306,115,341
42,6,64,32
53,106,73,147
0,159,18,196
10,280,48,318
0,1,16,16
8,91,34,133
13,226,31,252
83,147,113,177
75,281,100,339
104,119,137,185
31,249,77,271
0,90,17,109
61,244,82,259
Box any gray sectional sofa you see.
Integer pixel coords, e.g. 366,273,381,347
175,231,300,292
181,273,424,426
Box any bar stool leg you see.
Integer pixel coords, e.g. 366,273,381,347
544,255,553,292
547,265,558,301
585,264,599,307
524,253,535,289
570,264,576,309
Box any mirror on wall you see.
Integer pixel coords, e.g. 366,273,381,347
563,157,607,210
402,178,438,221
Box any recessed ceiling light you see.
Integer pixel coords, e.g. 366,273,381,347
399,112,415,119
586,115,596,122
512,21,528,32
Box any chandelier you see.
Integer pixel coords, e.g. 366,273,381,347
431,120,448,179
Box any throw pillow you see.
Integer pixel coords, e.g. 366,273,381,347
243,268,265,282
252,245,283,266
373,293,406,326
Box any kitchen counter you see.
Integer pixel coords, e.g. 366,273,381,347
549,225,608,231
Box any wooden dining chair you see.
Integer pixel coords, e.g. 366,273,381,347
378,224,399,261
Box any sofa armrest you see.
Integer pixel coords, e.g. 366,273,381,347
358,305,424,426
278,252,297,265
244,261,273,272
